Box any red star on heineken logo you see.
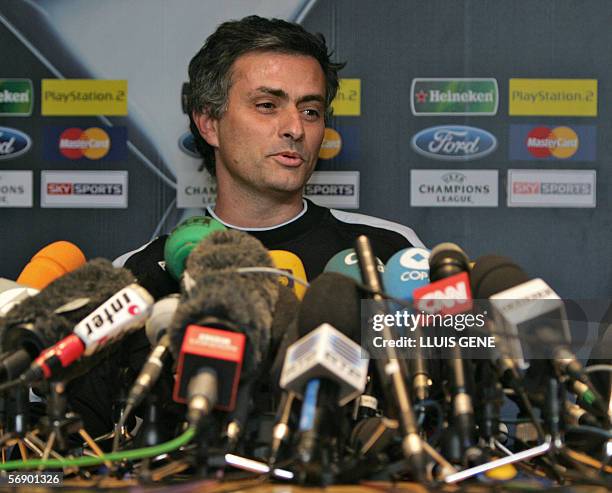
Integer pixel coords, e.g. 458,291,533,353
415,90,428,103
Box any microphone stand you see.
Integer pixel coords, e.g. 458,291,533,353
1,386,32,460
355,236,426,480
475,360,503,451
443,365,569,485
37,380,110,468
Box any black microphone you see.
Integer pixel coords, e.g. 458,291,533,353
279,272,368,484
414,243,476,462
267,285,301,464
354,235,425,480
227,284,301,451
477,256,608,421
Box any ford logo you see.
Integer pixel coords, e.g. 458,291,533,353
411,125,497,161
178,132,201,158
0,127,31,160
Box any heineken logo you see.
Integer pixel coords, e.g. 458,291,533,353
411,78,498,115
0,79,33,116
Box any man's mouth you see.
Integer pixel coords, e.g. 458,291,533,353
271,151,304,167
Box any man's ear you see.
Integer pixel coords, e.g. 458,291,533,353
192,110,219,148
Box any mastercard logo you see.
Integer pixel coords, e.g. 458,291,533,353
319,127,342,159
59,127,110,159
526,126,578,159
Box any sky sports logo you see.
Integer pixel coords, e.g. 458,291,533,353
44,126,127,161
41,171,128,208
305,183,355,196
305,171,359,209
47,183,123,195
411,78,498,115
512,181,592,195
509,124,595,161
507,169,595,208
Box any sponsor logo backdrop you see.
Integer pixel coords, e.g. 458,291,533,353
1,0,611,302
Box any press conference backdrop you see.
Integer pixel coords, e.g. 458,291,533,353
0,0,610,301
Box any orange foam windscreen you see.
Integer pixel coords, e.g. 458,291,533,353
17,241,86,289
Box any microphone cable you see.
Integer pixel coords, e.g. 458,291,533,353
0,426,196,471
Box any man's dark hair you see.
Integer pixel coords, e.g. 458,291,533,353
186,15,345,176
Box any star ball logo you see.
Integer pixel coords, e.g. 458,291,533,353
411,78,498,115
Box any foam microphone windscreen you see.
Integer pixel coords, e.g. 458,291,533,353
268,250,307,300
269,284,300,381
184,229,274,285
0,258,135,358
17,240,86,290
270,284,300,352
429,242,470,282
170,231,279,376
298,272,361,340
164,216,227,280
470,255,530,299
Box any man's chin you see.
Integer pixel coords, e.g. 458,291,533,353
261,179,307,197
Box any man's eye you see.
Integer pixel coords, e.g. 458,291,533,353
302,109,321,120
256,102,275,111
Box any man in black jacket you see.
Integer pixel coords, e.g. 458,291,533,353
79,15,424,442
115,15,422,296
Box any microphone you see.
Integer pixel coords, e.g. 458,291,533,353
354,235,425,479
0,259,135,382
280,273,369,473
267,284,301,464
169,230,278,428
383,247,432,402
1,240,85,316
20,283,154,384
324,248,385,282
383,247,431,300
0,279,38,318
173,323,245,426
163,216,227,280
17,240,86,289
413,242,476,459
125,294,180,410
471,255,549,442
470,255,533,378
269,250,307,300
481,259,608,419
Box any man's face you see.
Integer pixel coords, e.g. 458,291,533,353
203,51,327,198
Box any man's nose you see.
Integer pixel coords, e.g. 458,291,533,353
279,108,305,141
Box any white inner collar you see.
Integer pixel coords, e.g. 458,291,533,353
206,199,308,231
